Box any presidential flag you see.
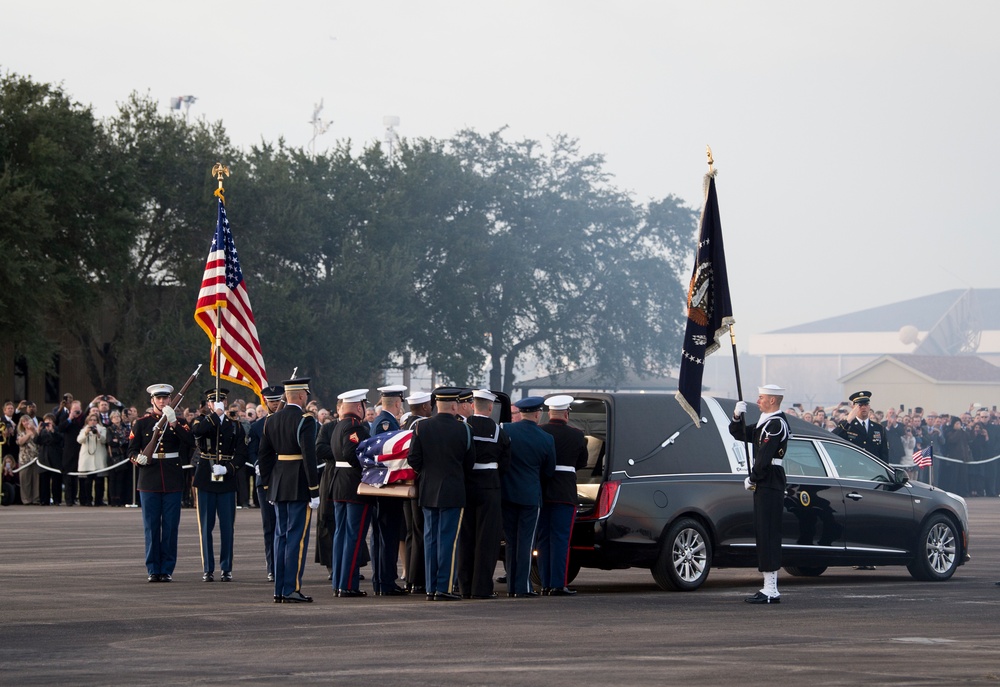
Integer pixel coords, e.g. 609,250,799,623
913,445,933,468
357,429,416,486
675,172,735,426
194,198,268,401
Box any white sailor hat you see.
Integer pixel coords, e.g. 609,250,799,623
146,383,174,398
405,391,432,405
337,388,369,403
758,384,786,397
377,384,408,398
545,394,575,411
472,389,497,402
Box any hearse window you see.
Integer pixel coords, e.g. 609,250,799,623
783,440,827,477
823,442,889,482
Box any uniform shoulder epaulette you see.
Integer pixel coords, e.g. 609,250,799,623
302,411,315,419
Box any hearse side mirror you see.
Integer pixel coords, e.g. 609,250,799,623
893,467,910,485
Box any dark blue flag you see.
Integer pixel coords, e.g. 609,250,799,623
675,172,735,426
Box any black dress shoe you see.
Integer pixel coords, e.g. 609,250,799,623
472,592,499,599
147,574,160,583
496,575,507,584
202,572,214,582
267,572,275,582
461,594,472,599
221,572,232,582
376,587,407,596
338,589,367,598
408,585,425,594
744,591,780,604
274,595,283,603
514,591,540,598
160,574,172,582
855,565,877,571
283,591,313,603
541,587,552,596
435,592,462,601
358,574,365,580
549,586,577,596
426,593,436,601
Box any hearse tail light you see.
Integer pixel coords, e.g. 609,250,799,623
594,479,621,519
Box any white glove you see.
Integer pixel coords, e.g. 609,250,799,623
744,477,753,491
309,496,319,510
211,464,227,476
214,401,225,412
134,454,149,466
734,401,748,418
162,405,177,424
254,464,261,477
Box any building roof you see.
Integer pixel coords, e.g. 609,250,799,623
513,365,683,394
839,355,1000,384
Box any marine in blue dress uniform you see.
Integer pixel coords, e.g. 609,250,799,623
257,378,320,603
501,396,557,597
401,391,432,594
191,387,246,582
247,385,283,582
329,388,373,597
369,384,408,596
127,384,194,583
729,384,789,604
538,394,589,596
407,387,477,601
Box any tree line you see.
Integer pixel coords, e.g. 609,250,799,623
0,71,698,402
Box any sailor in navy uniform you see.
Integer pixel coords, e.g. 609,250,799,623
370,384,408,596
407,387,477,600
401,391,432,593
729,384,789,604
833,391,890,462
501,396,556,597
127,383,194,583
247,385,283,582
191,387,246,582
257,378,319,603
538,394,589,596
330,388,374,597
458,389,511,599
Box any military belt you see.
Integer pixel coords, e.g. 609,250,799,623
278,454,303,461
155,452,180,460
204,455,234,461
554,465,576,473
472,462,498,470
772,459,784,466
334,461,352,468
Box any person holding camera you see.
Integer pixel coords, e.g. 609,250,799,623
36,414,64,505
77,411,109,506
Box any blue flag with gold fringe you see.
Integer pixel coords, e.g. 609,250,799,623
675,172,735,427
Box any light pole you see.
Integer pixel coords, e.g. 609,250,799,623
383,115,400,165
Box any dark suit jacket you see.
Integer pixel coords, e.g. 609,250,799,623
833,418,890,462
408,412,475,509
500,420,556,506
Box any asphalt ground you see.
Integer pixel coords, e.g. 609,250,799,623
1,498,999,686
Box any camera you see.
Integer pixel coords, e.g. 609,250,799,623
227,410,238,419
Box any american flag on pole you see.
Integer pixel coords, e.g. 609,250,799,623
194,198,268,401
913,445,933,468
357,429,416,486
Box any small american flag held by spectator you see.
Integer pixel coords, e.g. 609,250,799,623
913,445,933,468
357,429,416,486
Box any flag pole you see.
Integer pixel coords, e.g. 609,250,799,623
211,164,230,482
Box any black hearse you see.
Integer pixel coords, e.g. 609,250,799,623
559,393,970,591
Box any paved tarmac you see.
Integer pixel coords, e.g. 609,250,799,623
1,497,998,686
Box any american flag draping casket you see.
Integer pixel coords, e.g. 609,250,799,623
357,429,416,487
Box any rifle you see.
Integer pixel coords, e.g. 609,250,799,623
139,364,203,462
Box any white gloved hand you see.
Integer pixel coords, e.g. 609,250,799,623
214,401,225,412
133,454,149,466
212,464,227,476
309,496,319,510
744,477,753,491
254,464,261,477
162,405,177,424
734,401,748,419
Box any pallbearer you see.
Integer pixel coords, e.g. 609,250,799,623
330,389,373,597
257,377,320,603
247,385,283,582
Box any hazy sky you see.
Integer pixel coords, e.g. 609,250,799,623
4,1,999,341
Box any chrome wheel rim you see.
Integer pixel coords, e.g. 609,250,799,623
926,522,956,574
671,528,707,582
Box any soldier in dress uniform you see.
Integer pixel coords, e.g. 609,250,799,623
370,385,408,596
729,384,789,604
247,385,283,582
329,388,374,597
407,387,476,601
315,398,340,580
401,391,432,594
501,396,557,597
538,394,589,596
457,389,511,599
833,391,890,462
191,387,246,582
257,378,319,603
127,384,194,583
456,388,474,422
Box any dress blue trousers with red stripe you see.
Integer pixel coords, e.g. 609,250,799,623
140,491,182,576
332,500,371,592
536,501,576,589
273,501,311,597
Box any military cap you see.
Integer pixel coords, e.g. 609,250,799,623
514,396,545,412
406,391,432,405
758,384,786,397
283,377,311,393
849,390,872,405
146,384,173,398
377,384,408,398
337,388,369,403
545,394,574,411
203,387,230,402
472,389,497,403
261,385,284,401
433,387,463,402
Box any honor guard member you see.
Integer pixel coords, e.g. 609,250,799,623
401,390,432,594
833,391,890,462
127,384,194,583
729,384,789,604
315,400,339,579
456,388,474,421
457,389,511,599
538,394,589,596
191,387,247,582
501,396,556,597
407,387,476,600
247,385,283,582
330,389,374,597
370,385,408,596
257,378,320,603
